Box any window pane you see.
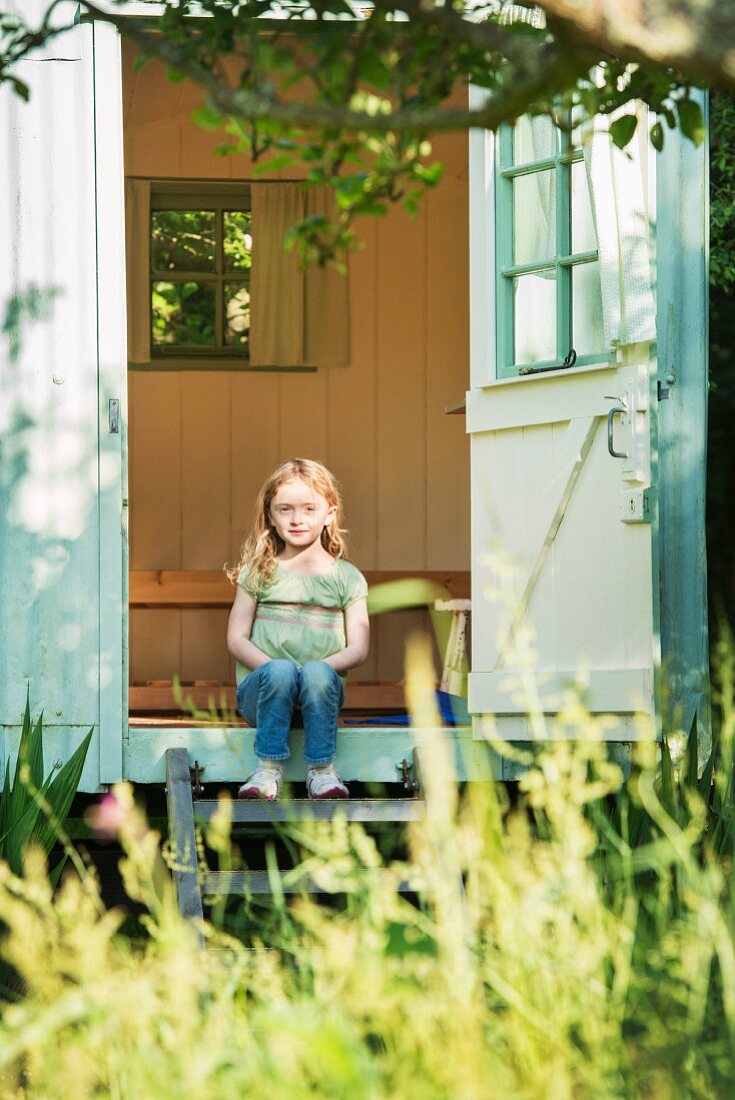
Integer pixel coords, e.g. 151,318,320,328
151,211,215,272
513,171,556,264
572,262,605,355
224,280,250,348
513,114,557,166
571,160,597,254
513,270,556,365
224,211,252,272
151,281,216,346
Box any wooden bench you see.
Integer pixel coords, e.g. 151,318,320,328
129,569,470,717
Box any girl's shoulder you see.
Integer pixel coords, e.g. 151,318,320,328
334,559,368,605
237,562,271,598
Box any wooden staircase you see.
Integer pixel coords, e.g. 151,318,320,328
164,747,424,923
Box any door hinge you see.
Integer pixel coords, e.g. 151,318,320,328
657,380,670,401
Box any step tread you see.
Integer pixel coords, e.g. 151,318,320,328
193,798,424,823
203,869,422,896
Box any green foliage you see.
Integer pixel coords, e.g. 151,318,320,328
708,91,735,626
710,91,735,293
0,691,93,878
0,653,735,1094
0,2,716,264
1,284,60,365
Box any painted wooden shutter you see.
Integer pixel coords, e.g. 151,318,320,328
0,17,126,788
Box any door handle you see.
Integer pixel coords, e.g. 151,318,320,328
606,403,628,459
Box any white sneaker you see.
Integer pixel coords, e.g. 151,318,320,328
306,766,349,800
238,766,283,800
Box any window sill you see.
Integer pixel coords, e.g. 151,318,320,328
483,358,619,390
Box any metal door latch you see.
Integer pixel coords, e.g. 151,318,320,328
108,397,120,434
604,395,628,459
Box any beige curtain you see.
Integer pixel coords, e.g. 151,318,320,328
250,182,350,367
125,178,151,364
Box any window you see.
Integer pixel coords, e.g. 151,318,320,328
150,182,251,363
495,116,609,377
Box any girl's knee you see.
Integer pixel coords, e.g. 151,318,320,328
261,659,299,687
300,660,339,686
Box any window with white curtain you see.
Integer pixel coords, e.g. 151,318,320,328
495,115,609,377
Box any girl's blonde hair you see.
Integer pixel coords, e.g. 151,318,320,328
226,458,349,589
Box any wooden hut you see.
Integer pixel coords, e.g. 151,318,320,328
0,2,709,791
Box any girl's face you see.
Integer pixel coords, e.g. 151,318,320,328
269,476,336,553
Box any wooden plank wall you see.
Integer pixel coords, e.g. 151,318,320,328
123,42,470,689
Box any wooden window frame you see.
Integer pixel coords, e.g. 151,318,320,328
137,179,315,374
150,181,250,368
495,122,614,378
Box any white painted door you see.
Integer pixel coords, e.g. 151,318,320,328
466,104,658,745
0,13,126,789
466,354,658,742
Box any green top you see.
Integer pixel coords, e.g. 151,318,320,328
236,559,368,686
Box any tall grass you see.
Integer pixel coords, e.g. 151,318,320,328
0,642,734,1097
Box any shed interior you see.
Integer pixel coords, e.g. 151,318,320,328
122,42,472,725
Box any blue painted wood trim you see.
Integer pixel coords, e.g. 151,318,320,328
123,726,501,786
655,90,711,756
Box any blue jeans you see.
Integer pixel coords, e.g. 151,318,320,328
236,659,345,766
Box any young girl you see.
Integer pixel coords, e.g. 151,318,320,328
226,459,369,800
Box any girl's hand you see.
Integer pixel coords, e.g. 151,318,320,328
323,597,370,673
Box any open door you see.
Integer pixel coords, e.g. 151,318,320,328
466,103,660,747
0,15,126,791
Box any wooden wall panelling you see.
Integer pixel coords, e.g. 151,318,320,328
375,206,428,681
180,122,233,179
326,216,379,682
125,121,182,179
128,374,183,568
181,374,232,681
128,374,183,682
181,610,232,682
425,178,471,570
129,610,183,683
229,372,283,563
122,42,183,129
278,371,330,465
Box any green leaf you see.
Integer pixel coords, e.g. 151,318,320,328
10,77,29,102
660,737,676,815
191,105,222,131
650,122,664,152
31,726,94,856
610,113,638,149
677,97,706,147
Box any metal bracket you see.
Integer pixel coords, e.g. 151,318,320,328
397,758,417,797
190,759,205,799
657,380,670,401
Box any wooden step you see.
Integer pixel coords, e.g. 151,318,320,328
203,869,422,897
193,798,425,824
130,680,405,714
165,748,425,922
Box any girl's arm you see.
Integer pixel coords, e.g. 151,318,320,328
323,597,370,673
226,586,272,670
